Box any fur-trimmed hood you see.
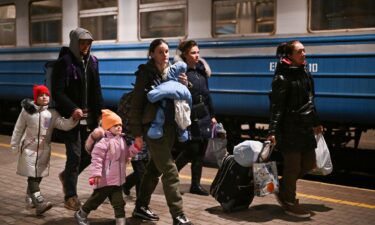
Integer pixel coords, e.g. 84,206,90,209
21,98,48,115
173,55,211,77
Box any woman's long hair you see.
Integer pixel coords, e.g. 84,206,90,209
148,38,168,59
178,40,198,61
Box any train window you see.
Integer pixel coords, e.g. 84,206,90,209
30,0,62,44
212,0,275,36
140,0,178,3
0,4,16,46
139,0,187,39
79,0,118,41
309,0,375,31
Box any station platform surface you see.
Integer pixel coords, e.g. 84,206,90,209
0,134,374,225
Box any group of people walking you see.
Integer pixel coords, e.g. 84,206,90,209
10,27,323,225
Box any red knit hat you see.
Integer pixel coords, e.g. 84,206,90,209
33,85,50,103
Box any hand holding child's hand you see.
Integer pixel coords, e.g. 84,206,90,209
134,136,143,150
89,176,101,185
72,108,83,120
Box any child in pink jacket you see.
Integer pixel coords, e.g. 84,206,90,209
75,109,140,225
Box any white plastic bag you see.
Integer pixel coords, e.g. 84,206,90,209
310,134,333,175
253,161,279,197
204,138,227,167
233,140,263,167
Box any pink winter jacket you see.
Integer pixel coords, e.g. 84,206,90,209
90,131,140,189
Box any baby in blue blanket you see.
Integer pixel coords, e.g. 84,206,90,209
147,61,192,142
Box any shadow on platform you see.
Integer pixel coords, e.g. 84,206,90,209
206,203,332,223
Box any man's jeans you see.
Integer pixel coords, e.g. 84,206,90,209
63,125,91,199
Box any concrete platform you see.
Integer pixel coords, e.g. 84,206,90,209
0,135,374,225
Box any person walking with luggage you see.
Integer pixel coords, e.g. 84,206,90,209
174,40,216,196
51,27,103,211
267,40,323,218
129,39,193,225
74,109,141,225
10,85,78,216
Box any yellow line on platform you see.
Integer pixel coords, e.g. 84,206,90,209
0,143,9,148
1,142,375,209
297,193,375,209
179,176,375,209
51,152,66,159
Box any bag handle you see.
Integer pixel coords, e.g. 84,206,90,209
256,141,275,163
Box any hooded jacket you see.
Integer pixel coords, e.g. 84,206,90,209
268,59,320,152
10,99,78,177
51,28,103,129
90,131,140,189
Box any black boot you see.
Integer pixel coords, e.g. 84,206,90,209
189,159,209,196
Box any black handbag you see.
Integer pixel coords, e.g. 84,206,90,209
191,114,212,139
192,102,209,119
197,116,212,139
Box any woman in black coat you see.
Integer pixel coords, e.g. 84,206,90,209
175,40,217,196
268,40,323,218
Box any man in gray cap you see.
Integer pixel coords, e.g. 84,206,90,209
51,27,103,210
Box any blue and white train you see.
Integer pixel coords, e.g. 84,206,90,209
0,0,374,149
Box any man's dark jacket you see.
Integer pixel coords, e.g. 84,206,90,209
268,59,320,152
51,47,103,129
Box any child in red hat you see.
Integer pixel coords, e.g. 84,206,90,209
10,85,78,216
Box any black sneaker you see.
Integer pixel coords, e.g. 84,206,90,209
173,214,193,225
132,206,159,221
190,185,209,196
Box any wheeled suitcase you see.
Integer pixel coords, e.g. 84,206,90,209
210,155,254,212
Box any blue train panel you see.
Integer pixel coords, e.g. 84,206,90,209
0,35,374,127
206,53,375,126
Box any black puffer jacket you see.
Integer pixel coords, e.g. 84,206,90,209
186,61,215,139
187,61,215,117
268,60,320,152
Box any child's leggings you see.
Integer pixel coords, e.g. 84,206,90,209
82,186,125,218
27,177,43,194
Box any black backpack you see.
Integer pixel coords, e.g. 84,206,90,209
117,87,134,143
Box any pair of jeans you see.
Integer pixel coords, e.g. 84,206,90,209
280,149,316,203
62,125,91,199
175,139,208,187
82,186,125,218
135,124,183,217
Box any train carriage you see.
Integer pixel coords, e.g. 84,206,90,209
0,0,374,151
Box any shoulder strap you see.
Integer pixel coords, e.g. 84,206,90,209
89,55,98,71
